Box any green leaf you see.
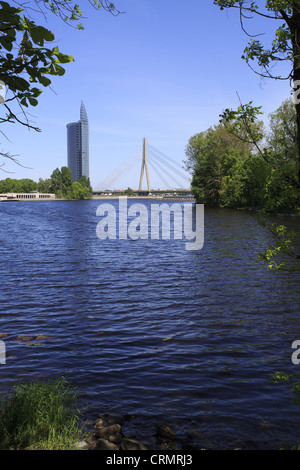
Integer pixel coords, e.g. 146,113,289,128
30,25,55,46
31,87,42,97
20,97,28,107
12,77,30,92
0,35,14,51
53,63,66,76
39,75,51,87
55,52,74,64
28,97,38,106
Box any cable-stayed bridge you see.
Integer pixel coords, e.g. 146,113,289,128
94,138,191,194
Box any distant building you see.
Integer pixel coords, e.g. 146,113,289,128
0,192,55,201
67,101,89,182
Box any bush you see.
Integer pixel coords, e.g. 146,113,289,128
0,377,82,450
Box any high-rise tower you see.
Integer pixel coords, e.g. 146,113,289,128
67,101,89,182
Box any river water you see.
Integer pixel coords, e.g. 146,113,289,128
0,198,300,449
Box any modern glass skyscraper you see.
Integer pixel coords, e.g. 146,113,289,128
67,101,89,182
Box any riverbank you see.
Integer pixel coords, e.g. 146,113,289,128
77,413,179,451
92,196,196,201
0,196,196,202
1,375,292,450
76,410,298,451
75,411,287,451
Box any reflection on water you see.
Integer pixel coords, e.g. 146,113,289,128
0,200,300,449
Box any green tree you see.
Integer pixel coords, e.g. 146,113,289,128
262,100,299,210
125,187,136,196
50,166,73,196
188,98,300,210
0,176,37,192
78,175,93,196
219,152,270,208
267,98,298,176
220,98,300,203
49,167,93,199
214,0,300,189
185,122,253,175
70,181,91,199
212,2,300,272
219,98,300,270
186,123,258,206
37,177,52,193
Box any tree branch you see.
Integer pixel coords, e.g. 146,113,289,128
4,102,41,132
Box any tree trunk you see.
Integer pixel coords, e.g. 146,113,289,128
292,5,300,191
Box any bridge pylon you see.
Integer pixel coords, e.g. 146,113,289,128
138,137,151,191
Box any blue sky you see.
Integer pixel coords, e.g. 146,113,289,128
1,0,293,190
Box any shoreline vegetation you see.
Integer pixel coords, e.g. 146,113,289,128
0,170,195,202
0,168,93,201
0,195,195,200
187,98,300,216
186,97,300,272
0,377,298,451
0,377,204,451
1,192,299,219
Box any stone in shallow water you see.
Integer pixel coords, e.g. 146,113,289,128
94,417,105,428
106,414,125,426
75,440,90,449
120,438,152,451
96,438,120,450
95,424,123,443
155,423,176,441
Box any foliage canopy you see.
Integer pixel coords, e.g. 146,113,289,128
0,1,120,167
214,0,300,186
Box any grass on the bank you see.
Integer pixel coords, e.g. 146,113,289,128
0,377,83,450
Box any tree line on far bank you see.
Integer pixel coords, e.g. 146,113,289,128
185,98,299,213
0,167,93,200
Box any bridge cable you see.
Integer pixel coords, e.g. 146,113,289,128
95,150,140,191
147,148,191,184
147,143,185,169
147,154,184,188
147,158,172,189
